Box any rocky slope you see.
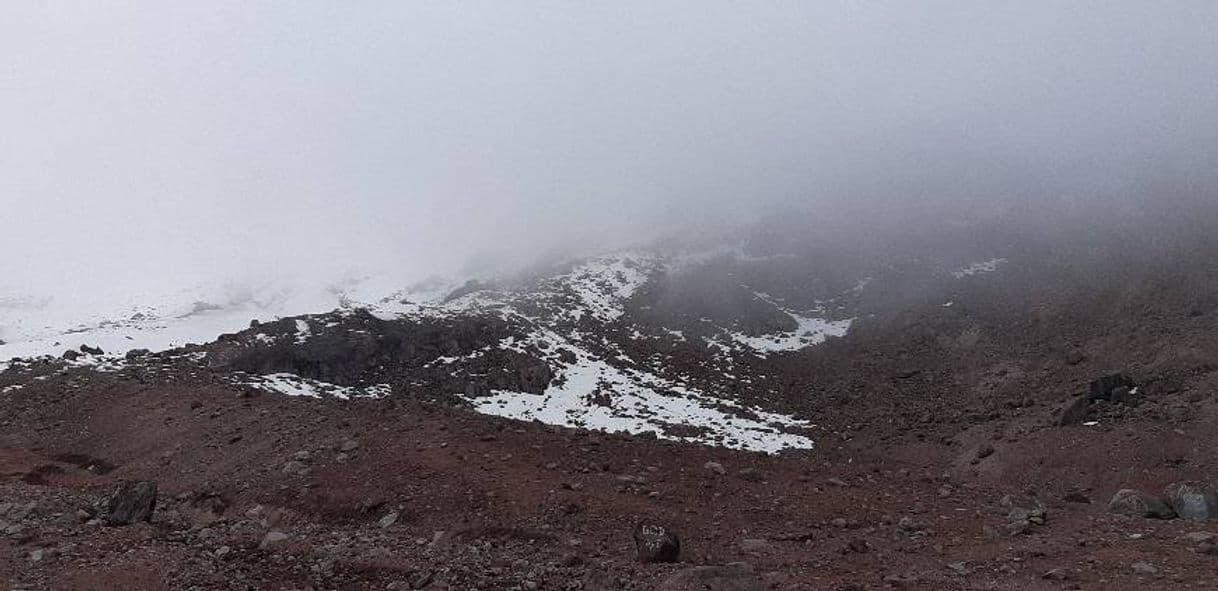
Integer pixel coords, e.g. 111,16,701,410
4,208,1218,589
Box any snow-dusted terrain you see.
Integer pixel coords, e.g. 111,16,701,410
0,249,866,452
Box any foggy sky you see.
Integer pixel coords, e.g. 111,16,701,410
3,2,1217,295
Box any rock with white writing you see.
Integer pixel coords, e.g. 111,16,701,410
633,522,680,563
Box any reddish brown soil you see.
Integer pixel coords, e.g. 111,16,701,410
3,346,1218,590
4,222,1218,590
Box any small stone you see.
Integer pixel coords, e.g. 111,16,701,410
897,516,926,533
260,531,289,549
379,511,399,528
1131,562,1158,575
1183,532,1218,544
410,570,433,589
703,461,726,475
281,461,310,476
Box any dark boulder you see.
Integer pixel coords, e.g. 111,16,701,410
125,349,151,361
62,350,81,361
1088,373,1135,402
80,344,104,356
1107,489,1175,519
103,480,158,525
634,522,680,563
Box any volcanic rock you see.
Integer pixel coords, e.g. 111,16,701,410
633,522,680,563
1107,489,1176,519
103,480,157,526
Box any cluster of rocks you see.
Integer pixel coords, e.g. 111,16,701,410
999,495,1048,536
60,344,104,361
1108,481,1218,521
1059,373,1140,426
207,310,554,402
631,522,764,590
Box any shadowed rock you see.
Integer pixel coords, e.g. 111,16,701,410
103,480,157,525
634,522,680,563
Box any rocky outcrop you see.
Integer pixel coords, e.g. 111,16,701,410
206,310,553,398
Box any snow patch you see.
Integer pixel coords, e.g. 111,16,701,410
548,254,657,323
952,258,1007,278
720,292,852,356
241,373,391,400
471,336,812,453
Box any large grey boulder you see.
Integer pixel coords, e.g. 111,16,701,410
1164,482,1218,521
1107,489,1175,519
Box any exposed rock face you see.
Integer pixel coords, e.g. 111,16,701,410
103,480,158,525
1061,373,1140,425
208,310,552,399
660,562,762,591
1163,482,1218,521
633,522,680,563
1107,489,1175,519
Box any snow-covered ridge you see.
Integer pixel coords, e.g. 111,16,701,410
0,250,855,453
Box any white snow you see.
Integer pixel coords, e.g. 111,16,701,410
721,292,852,356
240,373,390,400
0,278,349,362
951,258,1007,278
294,319,312,343
0,250,844,452
546,254,657,322
727,314,852,355
471,329,813,453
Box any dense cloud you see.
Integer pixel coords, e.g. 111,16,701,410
2,2,1216,294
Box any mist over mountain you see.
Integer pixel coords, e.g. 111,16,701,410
4,2,1217,300
5,4,1218,589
